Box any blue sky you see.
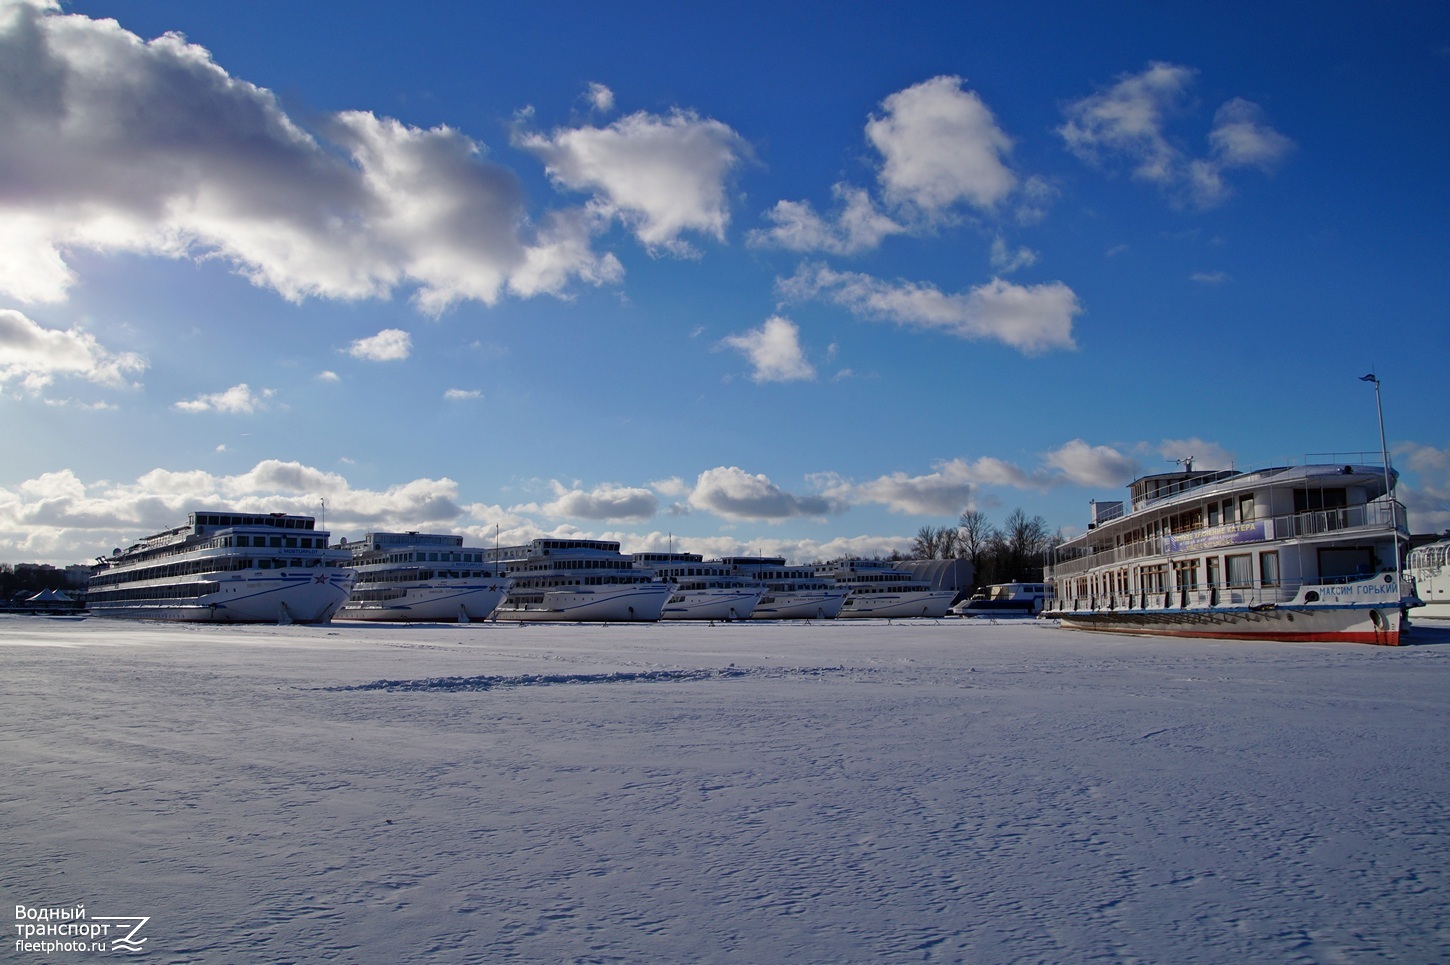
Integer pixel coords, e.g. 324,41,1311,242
2,0,1448,565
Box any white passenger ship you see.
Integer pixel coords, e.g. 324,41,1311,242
487,538,671,622
336,532,511,622
88,511,355,623
1407,537,1450,619
1044,460,1413,645
718,557,850,620
816,558,956,618
634,552,765,621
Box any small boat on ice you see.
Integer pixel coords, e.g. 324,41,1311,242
952,583,1047,617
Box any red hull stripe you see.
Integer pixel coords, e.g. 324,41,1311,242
1060,623,1400,646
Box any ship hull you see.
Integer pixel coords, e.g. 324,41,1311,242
89,570,354,624
662,589,764,621
750,591,847,620
337,582,509,622
838,590,956,619
1052,602,1403,645
493,584,671,622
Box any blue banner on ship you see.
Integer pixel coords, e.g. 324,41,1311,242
1163,521,1267,554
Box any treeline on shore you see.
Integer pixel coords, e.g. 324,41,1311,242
897,508,1059,588
2,563,78,596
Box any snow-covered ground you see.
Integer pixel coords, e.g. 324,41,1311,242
4,614,1448,963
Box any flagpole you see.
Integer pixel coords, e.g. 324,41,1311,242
1361,372,1400,585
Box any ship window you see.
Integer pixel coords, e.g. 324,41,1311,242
1293,489,1348,512
1222,500,1235,523
270,537,282,548
1226,554,1253,588
236,536,249,547
1260,551,1280,587
1238,494,1255,521
1207,504,1219,527
1318,547,1374,581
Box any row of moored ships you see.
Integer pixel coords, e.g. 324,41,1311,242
80,459,1450,645
85,515,957,625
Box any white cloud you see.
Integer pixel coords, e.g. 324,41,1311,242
1396,442,1450,534
519,481,659,522
1209,98,1295,171
172,383,275,414
444,388,482,401
1044,439,1141,488
814,464,975,516
316,370,340,382
586,82,614,113
1059,62,1292,209
1190,270,1229,284
0,458,468,562
687,467,842,522
812,453,1076,516
719,316,816,383
516,108,748,256
1155,438,1236,472
781,263,1079,354
748,184,904,255
0,308,147,392
751,76,1026,257
1059,61,1194,184
347,328,412,361
0,3,617,308
650,476,691,498
866,75,1017,215
989,236,1038,274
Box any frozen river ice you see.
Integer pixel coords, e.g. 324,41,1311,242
4,614,1448,962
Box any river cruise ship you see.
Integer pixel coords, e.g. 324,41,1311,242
336,532,511,622
634,552,765,621
719,557,850,620
87,511,355,623
1407,537,1450,619
486,538,671,622
816,558,956,618
1044,460,1412,645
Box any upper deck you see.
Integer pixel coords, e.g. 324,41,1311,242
1051,461,1404,580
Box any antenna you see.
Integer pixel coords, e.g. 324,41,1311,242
318,497,326,530
1174,456,1195,473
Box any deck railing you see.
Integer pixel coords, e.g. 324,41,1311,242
1047,500,1406,581
1046,575,1396,614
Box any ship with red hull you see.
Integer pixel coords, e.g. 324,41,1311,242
1044,459,1413,646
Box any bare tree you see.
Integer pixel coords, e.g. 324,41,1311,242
911,524,962,560
1001,508,1052,581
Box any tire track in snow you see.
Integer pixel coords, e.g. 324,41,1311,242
318,665,859,692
